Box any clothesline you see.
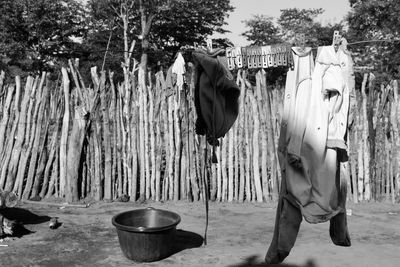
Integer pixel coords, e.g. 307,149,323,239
0,39,399,56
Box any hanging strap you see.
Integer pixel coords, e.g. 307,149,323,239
202,142,209,245
211,73,218,163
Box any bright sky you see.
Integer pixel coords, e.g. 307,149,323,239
213,0,352,46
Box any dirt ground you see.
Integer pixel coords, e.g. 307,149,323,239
0,200,399,267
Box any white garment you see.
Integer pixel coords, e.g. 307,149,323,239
281,47,315,159
172,52,186,89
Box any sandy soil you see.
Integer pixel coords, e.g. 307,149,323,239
0,200,399,267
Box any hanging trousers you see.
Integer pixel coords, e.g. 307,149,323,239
265,149,351,264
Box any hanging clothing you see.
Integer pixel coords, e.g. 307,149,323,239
282,47,315,164
192,48,240,148
172,52,186,90
266,45,354,264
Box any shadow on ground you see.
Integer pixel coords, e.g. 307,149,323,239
0,207,51,237
228,255,318,267
172,229,204,255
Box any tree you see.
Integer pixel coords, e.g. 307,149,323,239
242,15,281,45
0,0,86,76
347,0,400,80
83,0,234,76
278,8,345,47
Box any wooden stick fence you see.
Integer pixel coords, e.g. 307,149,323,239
0,67,398,203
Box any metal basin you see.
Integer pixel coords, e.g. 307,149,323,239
112,207,181,262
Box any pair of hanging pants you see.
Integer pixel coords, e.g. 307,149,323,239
265,152,351,264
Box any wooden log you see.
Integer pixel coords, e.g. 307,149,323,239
361,73,370,200
13,76,41,195
173,90,181,201
179,89,188,201
227,128,234,202
138,82,146,201
116,87,128,196
161,94,169,201
154,71,166,202
233,121,239,201
255,71,269,201
216,139,222,201
0,85,15,154
45,145,60,199
5,76,35,191
155,120,162,201
147,74,156,200
167,96,175,200
59,69,70,198
93,113,102,201
130,97,138,202
30,128,49,198
392,80,400,199
264,75,279,200
357,112,364,201
248,91,263,202
116,89,123,197
11,120,36,197
244,97,251,202
0,76,21,172
22,83,49,199
64,105,89,203
109,72,118,199
188,122,200,201
145,72,156,200
349,127,358,203
39,123,60,199
221,138,228,202
210,155,217,201
100,71,112,201
0,70,4,92
84,130,91,198
237,71,246,202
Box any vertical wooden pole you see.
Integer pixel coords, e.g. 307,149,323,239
5,76,34,191
60,69,70,198
173,90,181,201
249,91,263,202
0,85,15,155
361,73,370,200
148,73,156,200
101,71,112,201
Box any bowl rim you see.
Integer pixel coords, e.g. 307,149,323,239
111,207,181,233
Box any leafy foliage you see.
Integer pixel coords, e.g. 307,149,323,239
241,15,281,45
83,0,234,76
0,0,86,76
347,0,400,80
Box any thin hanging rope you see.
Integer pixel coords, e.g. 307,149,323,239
202,141,209,245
